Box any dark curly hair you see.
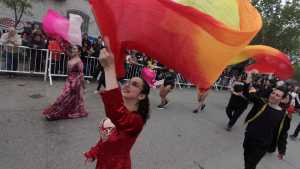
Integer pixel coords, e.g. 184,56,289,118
137,78,150,123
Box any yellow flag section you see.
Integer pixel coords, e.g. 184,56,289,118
175,0,240,29
159,0,262,87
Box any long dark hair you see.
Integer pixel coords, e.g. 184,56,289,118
138,78,150,123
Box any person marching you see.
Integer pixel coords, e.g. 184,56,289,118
288,87,300,141
290,121,300,140
42,45,88,120
84,37,151,169
94,63,106,93
193,86,210,113
225,77,249,131
94,36,107,93
157,68,177,109
268,94,294,160
242,72,288,169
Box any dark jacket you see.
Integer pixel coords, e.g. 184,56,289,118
243,83,286,147
268,114,291,154
227,82,249,111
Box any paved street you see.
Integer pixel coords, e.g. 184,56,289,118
0,76,299,169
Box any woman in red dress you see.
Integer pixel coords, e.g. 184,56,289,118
42,45,88,120
84,37,151,169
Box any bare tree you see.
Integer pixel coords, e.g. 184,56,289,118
0,0,32,27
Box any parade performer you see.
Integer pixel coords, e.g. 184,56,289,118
193,86,210,113
42,45,88,120
268,94,293,160
242,72,288,169
84,37,151,169
290,121,300,141
225,77,249,131
157,69,177,109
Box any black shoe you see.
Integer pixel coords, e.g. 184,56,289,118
157,100,168,109
226,127,232,131
157,104,166,109
45,116,59,121
164,100,169,106
201,104,206,111
225,124,232,131
193,109,198,113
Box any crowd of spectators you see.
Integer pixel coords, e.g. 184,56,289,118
0,22,171,81
1,22,274,89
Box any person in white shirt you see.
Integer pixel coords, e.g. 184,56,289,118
0,27,22,75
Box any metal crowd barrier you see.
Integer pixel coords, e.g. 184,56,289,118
0,44,196,88
48,51,99,85
0,44,49,80
84,56,99,78
125,63,144,79
124,63,194,88
213,76,232,91
176,73,194,89
0,45,99,85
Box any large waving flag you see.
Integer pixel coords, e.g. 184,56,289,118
89,0,263,88
43,9,83,46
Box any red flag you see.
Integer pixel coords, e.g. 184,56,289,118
89,0,262,88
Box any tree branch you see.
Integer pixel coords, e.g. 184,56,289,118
16,5,25,27
13,1,17,27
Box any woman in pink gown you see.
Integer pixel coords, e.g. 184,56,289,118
42,45,88,120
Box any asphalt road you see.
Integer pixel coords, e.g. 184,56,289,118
0,76,299,169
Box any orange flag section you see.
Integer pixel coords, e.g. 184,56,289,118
89,0,262,88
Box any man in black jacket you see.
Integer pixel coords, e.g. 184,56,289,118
268,94,292,160
242,72,288,169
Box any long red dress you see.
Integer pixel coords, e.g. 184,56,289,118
42,60,88,120
84,88,145,169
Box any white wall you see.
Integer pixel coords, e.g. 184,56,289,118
0,0,100,36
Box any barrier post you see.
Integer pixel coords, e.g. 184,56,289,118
44,49,49,81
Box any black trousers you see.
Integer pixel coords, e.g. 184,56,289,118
292,121,300,137
243,139,268,169
226,106,245,127
96,74,106,90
